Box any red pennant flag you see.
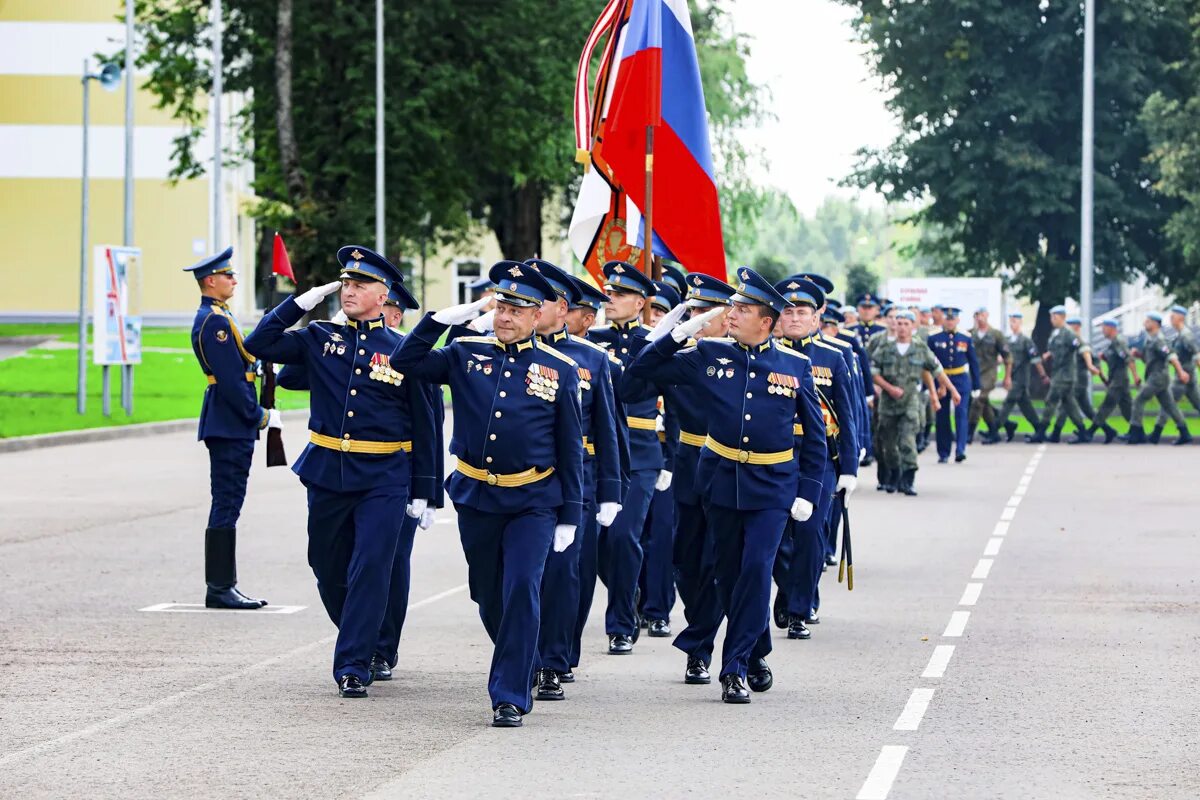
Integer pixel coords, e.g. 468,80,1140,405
272,232,296,282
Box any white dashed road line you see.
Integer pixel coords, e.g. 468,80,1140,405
921,645,956,678
894,688,936,731
972,558,994,579
959,583,983,606
942,611,970,637
856,746,909,800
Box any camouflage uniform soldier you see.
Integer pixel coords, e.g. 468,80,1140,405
1088,319,1136,444
1129,312,1194,445
872,311,957,496
1152,305,1200,441
968,308,1009,442
985,312,1046,443
1051,317,1100,437
1031,306,1091,443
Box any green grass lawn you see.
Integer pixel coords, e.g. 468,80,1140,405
0,323,194,350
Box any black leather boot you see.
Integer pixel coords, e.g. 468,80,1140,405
1147,424,1164,444
205,528,267,609
1126,426,1146,445
899,469,918,496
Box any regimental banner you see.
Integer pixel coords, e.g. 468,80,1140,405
92,245,142,366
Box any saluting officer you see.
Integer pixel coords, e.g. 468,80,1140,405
523,259,622,702
629,267,826,704
185,247,273,610
244,246,437,698
391,261,584,728
927,307,981,463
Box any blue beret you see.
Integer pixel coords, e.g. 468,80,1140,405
1049,305,1068,315
602,261,656,297
855,293,880,307
896,310,917,322
651,281,682,312
975,306,989,314
1170,304,1188,316
918,305,931,313
337,245,405,286
684,273,735,308
790,272,835,295
468,277,493,292
183,246,235,280
660,263,687,296
881,303,896,314
1101,318,1118,328
488,260,557,308
931,304,945,312
1146,311,1164,323
385,280,419,310
1065,316,1082,325
822,307,844,324
1009,311,1023,318
525,259,581,306
732,266,789,315
569,275,608,311
774,277,825,309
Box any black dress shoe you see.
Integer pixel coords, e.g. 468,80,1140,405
824,555,838,568
747,658,773,693
205,586,266,610
685,656,711,684
955,452,967,462
232,587,268,607
804,612,820,625
338,675,367,698
492,703,523,727
1175,432,1194,446
721,674,751,704
1025,431,1046,443
608,634,633,654
1005,421,1018,442
787,617,811,640
558,668,575,683
535,668,564,701
647,619,672,637
773,592,789,629
370,654,392,681
859,455,874,467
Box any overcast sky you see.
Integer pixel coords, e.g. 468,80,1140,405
727,0,899,214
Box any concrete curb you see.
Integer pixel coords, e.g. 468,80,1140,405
0,409,309,454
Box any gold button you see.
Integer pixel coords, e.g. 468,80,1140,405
343,433,351,439
743,436,750,443
489,434,497,441
359,334,366,340
495,411,502,418
355,368,361,375
737,450,750,463
359,348,365,355
350,389,357,396
340,439,351,452
486,457,493,464
745,414,751,420
486,473,498,486
347,411,355,417
499,391,506,398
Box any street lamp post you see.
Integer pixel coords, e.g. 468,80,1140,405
1080,0,1095,336
375,0,385,254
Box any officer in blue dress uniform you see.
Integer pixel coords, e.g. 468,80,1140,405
391,260,584,728
588,261,664,655
244,246,437,699
629,267,826,703
522,259,622,701
185,247,273,610
927,307,981,463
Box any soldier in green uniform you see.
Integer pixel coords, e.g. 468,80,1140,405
1151,305,1200,442
1129,311,1194,445
1030,305,1091,443
968,307,1009,443
1087,319,1138,443
1050,317,1100,439
872,311,958,495
985,312,1046,443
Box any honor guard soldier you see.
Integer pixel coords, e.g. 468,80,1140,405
185,247,274,610
1128,311,1193,445
1087,319,1138,444
629,267,826,704
523,259,622,701
392,261,584,728
927,307,981,462
1151,306,1200,442
589,261,665,655
244,246,437,698
988,312,1049,443
1030,306,1091,443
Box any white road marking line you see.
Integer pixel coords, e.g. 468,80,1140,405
922,645,956,678
1018,474,1032,485
959,583,983,606
139,603,307,615
1013,484,1028,496
972,559,994,579
1006,495,1022,507
0,583,469,767
992,521,1010,537
1000,506,1017,521
943,611,970,637
894,688,936,730
984,538,1003,556
1037,444,1048,452
857,746,909,800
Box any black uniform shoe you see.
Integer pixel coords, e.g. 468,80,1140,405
647,619,672,637
1175,431,1194,446
859,454,874,467
558,669,575,683
1147,425,1164,444
338,675,367,698
231,587,268,607
955,452,967,463
1005,421,1018,442
721,674,751,704
773,592,789,629
747,658,773,693
608,634,633,654
899,470,918,496
1126,427,1147,444
1046,430,1062,444
205,586,267,610
937,455,948,464
535,668,564,701
370,654,392,681
1101,424,1118,444
204,527,267,609
980,430,1002,445
916,433,928,453
824,554,838,568
804,612,820,625
787,617,811,640
1024,431,1046,444
1068,432,1092,444
492,703,523,727
685,657,711,685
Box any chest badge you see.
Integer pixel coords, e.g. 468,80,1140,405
526,363,560,402
767,372,798,397
369,352,404,385
577,367,592,391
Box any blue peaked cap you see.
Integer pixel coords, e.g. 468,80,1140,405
822,307,845,324
489,260,557,308
732,266,789,315
525,258,582,305
660,263,687,295
184,246,235,280
337,245,406,286
386,280,419,310
684,273,735,308
569,275,608,311
775,276,826,309
602,261,656,297
651,281,682,311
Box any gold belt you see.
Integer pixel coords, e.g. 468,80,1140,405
679,430,706,447
704,436,793,465
944,365,969,375
627,416,658,430
309,432,412,454
582,436,595,456
207,372,255,385
456,459,555,487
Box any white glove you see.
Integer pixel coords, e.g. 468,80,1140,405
836,474,857,499
295,281,341,312
655,470,673,491
468,309,495,333
645,302,689,343
596,502,622,527
859,448,867,461
671,307,723,343
432,296,491,326
406,498,428,519
330,308,349,325
655,415,665,432
790,497,814,522
970,389,981,399
266,409,283,430
553,524,577,553
418,508,436,530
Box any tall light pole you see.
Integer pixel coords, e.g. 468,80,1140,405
1080,0,1095,335
121,0,135,415
212,0,224,251
375,0,385,254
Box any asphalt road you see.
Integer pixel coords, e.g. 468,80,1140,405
0,422,1196,799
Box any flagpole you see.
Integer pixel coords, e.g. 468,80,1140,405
642,125,654,323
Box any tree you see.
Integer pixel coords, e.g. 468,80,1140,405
844,263,878,303
835,0,1190,341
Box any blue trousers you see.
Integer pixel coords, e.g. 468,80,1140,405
936,374,973,458
638,484,677,622
707,504,789,680
863,403,876,459
204,437,254,528
457,504,555,713
671,499,723,664
375,514,419,668
305,482,406,683
599,469,655,636
783,461,837,618
541,488,595,674
570,496,600,669
825,490,844,559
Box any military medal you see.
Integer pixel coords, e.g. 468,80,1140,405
578,367,592,392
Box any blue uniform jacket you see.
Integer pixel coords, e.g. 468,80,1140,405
392,313,585,527
928,330,982,391
243,297,437,495
628,335,827,510
589,320,664,473
850,322,887,350
787,336,858,476
190,297,267,440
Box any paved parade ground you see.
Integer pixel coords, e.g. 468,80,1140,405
1,422,1197,799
